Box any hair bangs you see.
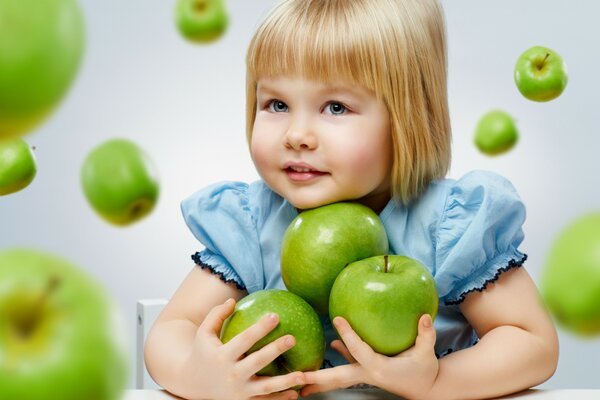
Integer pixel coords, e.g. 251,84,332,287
246,0,387,94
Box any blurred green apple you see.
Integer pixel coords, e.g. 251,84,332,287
175,0,229,44
281,202,389,314
0,137,36,195
81,138,160,226
541,213,600,335
514,45,568,102
220,289,325,375
329,255,438,355
0,248,129,400
474,110,519,156
0,0,85,138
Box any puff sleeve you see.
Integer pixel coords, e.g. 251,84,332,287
180,182,264,293
435,171,527,305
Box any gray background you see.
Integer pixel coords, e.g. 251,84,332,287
1,0,599,390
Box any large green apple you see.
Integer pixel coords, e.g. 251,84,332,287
220,289,325,375
81,138,160,226
0,248,128,400
175,0,229,44
329,255,438,355
514,45,568,102
0,0,85,138
474,110,519,156
541,213,600,335
0,137,37,195
281,202,389,314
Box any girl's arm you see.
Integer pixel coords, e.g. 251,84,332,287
427,267,559,400
144,267,304,400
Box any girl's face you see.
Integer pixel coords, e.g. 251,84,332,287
251,76,393,212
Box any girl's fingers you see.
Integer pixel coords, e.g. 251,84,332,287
331,339,357,364
332,317,375,366
198,298,236,337
249,371,305,398
300,364,362,397
252,389,299,400
414,314,436,356
237,334,297,377
224,313,281,359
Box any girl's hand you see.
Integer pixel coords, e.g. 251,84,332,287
181,298,305,400
300,315,439,400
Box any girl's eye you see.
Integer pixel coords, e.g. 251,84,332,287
325,102,347,115
268,100,288,113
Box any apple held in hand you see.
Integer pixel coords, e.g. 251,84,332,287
514,45,568,102
175,0,229,44
0,137,37,195
0,249,129,400
281,202,389,314
81,138,160,226
474,110,519,156
0,0,85,138
329,255,438,356
541,213,600,335
220,289,325,375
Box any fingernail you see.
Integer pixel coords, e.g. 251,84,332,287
225,298,234,305
423,315,432,328
285,336,295,347
296,375,305,385
268,313,279,323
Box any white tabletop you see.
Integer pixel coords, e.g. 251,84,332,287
124,389,600,400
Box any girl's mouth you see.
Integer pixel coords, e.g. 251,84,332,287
284,165,329,182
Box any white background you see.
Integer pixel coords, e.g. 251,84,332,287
1,0,599,390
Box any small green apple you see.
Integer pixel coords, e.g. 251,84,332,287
175,0,229,44
541,213,600,335
0,0,85,138
329,255,438,355
281,202,389,314
0,137,37,195
220,289,325,375
0,248,129,400
474,110,519,156
514,45,568,102
81,138,160,226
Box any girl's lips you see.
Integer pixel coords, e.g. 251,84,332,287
283,163,329,182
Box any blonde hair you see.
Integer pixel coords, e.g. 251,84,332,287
246,0,451,204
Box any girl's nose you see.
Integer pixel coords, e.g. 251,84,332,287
284,121,318,151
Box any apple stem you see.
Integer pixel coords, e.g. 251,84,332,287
18,276,61,338
384,255,389,273
538,53,550,70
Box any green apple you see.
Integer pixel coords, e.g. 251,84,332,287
474,110,519,156
0,0,85,138
81,138,160,226
541,213,600,335
175,0,229,44
220,289,325,375
514,45,568,102
281,202,389,314
329,255,438,355
0,137,37,195
0,248,128,400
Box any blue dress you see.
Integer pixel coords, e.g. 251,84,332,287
180,170,527,367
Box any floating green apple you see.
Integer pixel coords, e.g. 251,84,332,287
541,213,600,336
329,255,438,355
281,202,389,314
0,248,129,400
474,110,519,156
175,0,229,44
514,45,568,102
0,137,37,195
220,289,325,375
81,138,160,226
0,0,85,138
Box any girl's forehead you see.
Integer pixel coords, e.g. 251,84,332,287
255,75,373,97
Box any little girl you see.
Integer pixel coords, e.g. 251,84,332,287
145,1,559,399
